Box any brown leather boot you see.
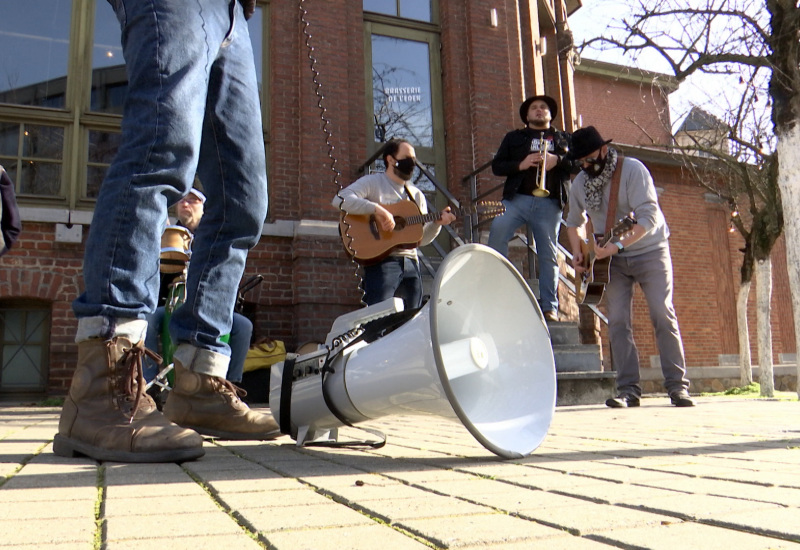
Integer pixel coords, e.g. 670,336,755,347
164,360,281,440
54,338,204,463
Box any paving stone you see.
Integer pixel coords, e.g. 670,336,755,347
587,520,800,549
106,533,264,550
264,523,431,549
242,501,374,533
398,512,566,547
106,510,242,540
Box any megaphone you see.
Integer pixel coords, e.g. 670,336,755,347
269,243,556,459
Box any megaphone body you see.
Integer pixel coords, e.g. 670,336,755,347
269,243,556,459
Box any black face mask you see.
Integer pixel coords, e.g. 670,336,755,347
582,153,607,178
394,157,416,180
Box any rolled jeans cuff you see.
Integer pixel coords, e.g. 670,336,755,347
75,316,148,344
173,343,229,379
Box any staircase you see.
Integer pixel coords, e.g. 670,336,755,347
547,320,616,406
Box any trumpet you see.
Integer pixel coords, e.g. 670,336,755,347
532,131,550,197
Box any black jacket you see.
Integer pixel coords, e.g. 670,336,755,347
0,166,21,256
491,127,576,207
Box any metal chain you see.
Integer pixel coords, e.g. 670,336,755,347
298,1,366,306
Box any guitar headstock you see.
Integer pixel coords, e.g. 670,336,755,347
611,215,637,240
470,200,506,218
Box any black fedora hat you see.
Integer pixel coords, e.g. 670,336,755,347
569,126,613,159
519,95,558,124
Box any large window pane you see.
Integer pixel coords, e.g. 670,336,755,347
91,1,127,114
0,2,72,108
364,0,432,22
400,1,432,22
86,129,121,198
372,35,433,147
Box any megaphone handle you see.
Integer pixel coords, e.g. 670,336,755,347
278,354,298,435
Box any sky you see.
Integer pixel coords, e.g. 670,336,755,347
568,0,736,131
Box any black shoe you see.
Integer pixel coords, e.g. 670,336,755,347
670,390,695,407
606,394,640,408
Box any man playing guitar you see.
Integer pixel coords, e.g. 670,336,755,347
332,139,455,310
565,126,694,409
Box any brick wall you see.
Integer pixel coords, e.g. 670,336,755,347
0,1,794,396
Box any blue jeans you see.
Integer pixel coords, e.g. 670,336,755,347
363,257,423,310
144,308,252,384
487,195,562,313
72,0,267,379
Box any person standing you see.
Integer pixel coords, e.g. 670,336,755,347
333,139,455,310
144,188,253,387
488,95,574,322
565,126,694,408
0,165,21,257
55,0,279,464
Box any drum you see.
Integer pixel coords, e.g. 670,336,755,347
160,226,192,273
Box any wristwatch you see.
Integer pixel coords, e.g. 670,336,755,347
614,241,624,252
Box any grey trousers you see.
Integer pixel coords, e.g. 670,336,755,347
605,245,690,396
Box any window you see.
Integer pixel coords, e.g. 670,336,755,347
0,302,51,394
0,1,270,207
364,0,433,23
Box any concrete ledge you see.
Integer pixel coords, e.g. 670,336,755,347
556,371,615,406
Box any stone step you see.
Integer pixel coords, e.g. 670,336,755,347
546,321,582,346
556,371,616,406
553,344,602,372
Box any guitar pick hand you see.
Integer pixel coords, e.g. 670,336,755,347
373,205,396,232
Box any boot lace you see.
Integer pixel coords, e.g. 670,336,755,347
215,377,249,404
114,342,163,423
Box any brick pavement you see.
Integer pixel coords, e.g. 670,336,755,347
1,397,799,549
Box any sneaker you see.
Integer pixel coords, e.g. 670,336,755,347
669,390,695,407
605,393,640,408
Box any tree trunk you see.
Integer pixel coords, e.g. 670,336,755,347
736,281,753,386
755,258,774,397
776,126,800,398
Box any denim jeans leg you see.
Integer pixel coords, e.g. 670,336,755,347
529,198,562,313
169,0,268,378
395,257,423,309
363,258,404,305
606,257,642,396
143,307,166,382
226,313,253,384
73,0,241,345
487,197,527,257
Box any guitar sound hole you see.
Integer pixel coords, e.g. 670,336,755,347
394,217,406,230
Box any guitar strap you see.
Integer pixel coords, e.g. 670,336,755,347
603,154,624,236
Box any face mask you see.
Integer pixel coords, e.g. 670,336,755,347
394,157,416,180
582,153,606,178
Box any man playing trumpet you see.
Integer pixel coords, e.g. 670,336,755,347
488,95,575,322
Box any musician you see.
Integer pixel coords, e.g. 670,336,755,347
564,126,694,408
488,95,575,323
144,188,253,388
332,139,455,309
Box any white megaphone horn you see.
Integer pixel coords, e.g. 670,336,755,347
269,243,556,459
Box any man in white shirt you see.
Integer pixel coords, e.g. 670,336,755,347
333,139,455,309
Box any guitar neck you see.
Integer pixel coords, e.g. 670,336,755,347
404,210,444,226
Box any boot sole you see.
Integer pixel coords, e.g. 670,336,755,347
53,434,205,463
186,426,283,441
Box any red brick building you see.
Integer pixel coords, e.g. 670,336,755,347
0,0,794,398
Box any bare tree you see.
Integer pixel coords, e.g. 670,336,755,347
578,0,798,397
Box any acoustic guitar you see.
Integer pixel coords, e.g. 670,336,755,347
574,216,637,305
339,199,505,264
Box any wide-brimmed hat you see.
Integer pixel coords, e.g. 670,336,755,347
519,95,558,124
569,126,613,160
